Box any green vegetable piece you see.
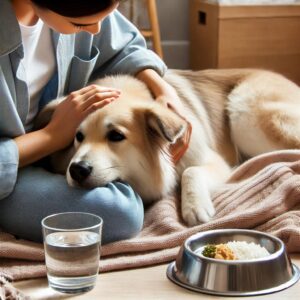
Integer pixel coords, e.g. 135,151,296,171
202,245,216,258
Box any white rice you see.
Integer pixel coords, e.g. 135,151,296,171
226,241,270,260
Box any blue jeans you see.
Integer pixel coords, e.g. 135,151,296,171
0,167,144,244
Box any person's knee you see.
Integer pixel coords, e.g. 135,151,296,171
0,171,144,244
103,204,144,244
92,182,144,244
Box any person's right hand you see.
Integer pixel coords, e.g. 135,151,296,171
45,84,120,149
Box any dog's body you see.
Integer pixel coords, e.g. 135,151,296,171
36,69,300,226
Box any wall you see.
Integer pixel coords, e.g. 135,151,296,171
119,0,190,69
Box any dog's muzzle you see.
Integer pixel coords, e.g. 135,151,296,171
69,161,93,183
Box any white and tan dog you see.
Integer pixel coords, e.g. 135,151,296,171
36,69,300,226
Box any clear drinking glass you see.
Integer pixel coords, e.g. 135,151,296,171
42,212,103,294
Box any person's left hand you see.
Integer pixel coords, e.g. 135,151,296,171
155,89,183,112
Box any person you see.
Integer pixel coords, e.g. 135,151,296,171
0,0,182,243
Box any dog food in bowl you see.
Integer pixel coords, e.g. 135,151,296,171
200,241,270,260
167,229,300,296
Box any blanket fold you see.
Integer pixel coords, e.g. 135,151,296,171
1,150,300,283
0,275,29,300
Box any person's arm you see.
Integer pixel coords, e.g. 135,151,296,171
135,69,183,110
15,84,120,167
136,69,192,163
90,12,181,108
91,10,167,79
14,127,65,168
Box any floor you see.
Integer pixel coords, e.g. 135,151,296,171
14,254,300,299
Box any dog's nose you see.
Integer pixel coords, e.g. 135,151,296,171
69,161,93,183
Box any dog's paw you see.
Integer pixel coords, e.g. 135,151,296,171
181,185,215,226
182,199,215,226
181,166,217,226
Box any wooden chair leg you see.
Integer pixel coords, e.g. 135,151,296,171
144,0,163,59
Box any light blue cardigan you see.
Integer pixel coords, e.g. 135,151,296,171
0,0,167,200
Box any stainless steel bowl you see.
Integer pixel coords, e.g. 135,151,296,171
167,229,300,296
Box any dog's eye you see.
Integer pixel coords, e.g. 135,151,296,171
75,131,85,143
107,130,125,142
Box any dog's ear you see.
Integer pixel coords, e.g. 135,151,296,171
145,106,188,143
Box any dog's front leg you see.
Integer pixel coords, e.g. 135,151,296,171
181,151,231,226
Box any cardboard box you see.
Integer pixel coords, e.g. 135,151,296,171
189,0,300,85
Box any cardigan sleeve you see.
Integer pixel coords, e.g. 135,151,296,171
0,138,19,200
91,10,167,79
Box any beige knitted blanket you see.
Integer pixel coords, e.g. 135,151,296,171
1,150,300,282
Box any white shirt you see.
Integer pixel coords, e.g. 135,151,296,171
19,19,56,129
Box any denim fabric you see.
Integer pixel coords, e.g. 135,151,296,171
0,167,144,244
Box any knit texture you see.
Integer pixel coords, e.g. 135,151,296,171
1,150,300,282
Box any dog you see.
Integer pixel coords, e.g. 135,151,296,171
35,69,300,226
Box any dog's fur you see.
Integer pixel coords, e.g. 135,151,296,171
36,69,300,226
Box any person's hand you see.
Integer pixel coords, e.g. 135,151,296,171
45,84,120,149
155,89,183,112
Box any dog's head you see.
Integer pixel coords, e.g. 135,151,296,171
66,77,188,202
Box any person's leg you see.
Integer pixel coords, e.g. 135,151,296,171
0,166,144,244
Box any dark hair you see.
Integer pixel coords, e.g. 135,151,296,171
31,0,122,17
